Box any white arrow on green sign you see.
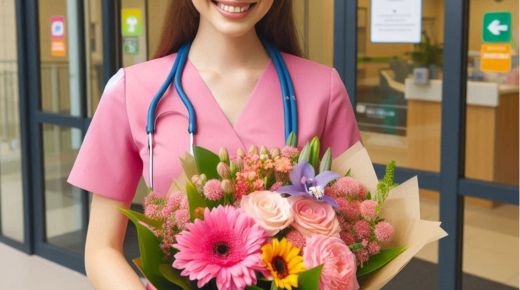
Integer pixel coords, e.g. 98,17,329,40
483,12,511,43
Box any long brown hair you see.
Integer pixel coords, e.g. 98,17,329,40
154,0,302,58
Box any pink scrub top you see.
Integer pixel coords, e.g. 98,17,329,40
67,52,361,203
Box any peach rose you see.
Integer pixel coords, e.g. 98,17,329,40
289,196,341,237
240,191,293,236
304,235,359,290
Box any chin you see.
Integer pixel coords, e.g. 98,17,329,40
193,0,273,37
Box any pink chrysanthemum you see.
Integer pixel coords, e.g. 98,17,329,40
340,230,356,246
172,206,266,290
203,179,224,201
353,220,371,240
174,209,190,229
335,197,349,210
341,200,361,221
374,221,394,242
331,177,366,200
355,248,370,267
359,200,378,220
368,241,381,255
286,229,306,249
143,191,166,219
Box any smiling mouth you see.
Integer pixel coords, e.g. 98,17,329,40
211,0,257,14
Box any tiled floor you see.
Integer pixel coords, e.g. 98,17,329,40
0,243,93,290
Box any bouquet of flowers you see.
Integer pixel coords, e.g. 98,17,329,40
119,135,447,290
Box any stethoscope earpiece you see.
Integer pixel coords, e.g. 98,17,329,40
145,41,297,190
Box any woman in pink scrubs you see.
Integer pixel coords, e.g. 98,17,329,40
67,1,361,289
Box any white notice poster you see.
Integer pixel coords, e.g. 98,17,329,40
370,0,422,43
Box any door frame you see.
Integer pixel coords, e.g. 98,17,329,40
334,1,519,290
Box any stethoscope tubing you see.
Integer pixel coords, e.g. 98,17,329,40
146,41,296,190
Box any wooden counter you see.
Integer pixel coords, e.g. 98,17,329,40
405,79,519,206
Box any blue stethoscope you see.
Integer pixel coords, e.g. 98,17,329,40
145,41,298,190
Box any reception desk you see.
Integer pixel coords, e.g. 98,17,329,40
405,79,519,206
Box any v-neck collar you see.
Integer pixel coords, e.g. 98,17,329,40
185,57,274,130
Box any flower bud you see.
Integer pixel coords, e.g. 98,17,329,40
229,161,239,177
194,207,205,220
217,162,230,178
221,179,234,194
270,148,281,158
237,148,246,159
191,175,200,184
219,148,229,163
260,145,269,156
248,145,259,155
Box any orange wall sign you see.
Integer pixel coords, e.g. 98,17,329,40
50,16,66,57
480,43,511,73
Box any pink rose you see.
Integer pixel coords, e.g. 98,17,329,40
289,196,341,237
240,191,293,236
304,235,359,290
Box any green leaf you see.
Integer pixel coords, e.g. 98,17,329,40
308,137,321,173
117,208,174,290
297,265,323,290
186,181,207,221
357,246,406,278
180,152,199,179
158,264,195,290
286,132,298,147
246,286,266,290
193,146,221,180
121,208,163,229
319,148,332,173
298,142,310,164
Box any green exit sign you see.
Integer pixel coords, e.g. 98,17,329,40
483,12,511,43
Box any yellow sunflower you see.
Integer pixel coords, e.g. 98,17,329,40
261,238,307,290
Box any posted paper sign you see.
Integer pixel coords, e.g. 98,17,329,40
50,16,66,57
480,43,511,73
371,0,422,43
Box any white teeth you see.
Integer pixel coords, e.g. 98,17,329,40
218,2,251,13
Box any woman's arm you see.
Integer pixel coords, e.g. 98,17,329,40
85,194,146,290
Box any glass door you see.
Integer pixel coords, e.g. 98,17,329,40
0,0,26,247
28,0,104,271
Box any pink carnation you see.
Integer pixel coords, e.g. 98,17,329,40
274,157,293,173
353,220,371,240
286,229,306,249
304,235,359,290
203,179,224,201
281,146,300,158
375,221,394,242
269,181,283,191
359,200,378,220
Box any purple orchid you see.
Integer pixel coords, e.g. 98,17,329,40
276,162,340,208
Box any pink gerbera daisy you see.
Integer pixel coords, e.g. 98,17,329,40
172,206,266,290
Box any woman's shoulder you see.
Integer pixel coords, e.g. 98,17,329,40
281,53,340,87
281,52,336,76
280,52,343,94
124,53,177,79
